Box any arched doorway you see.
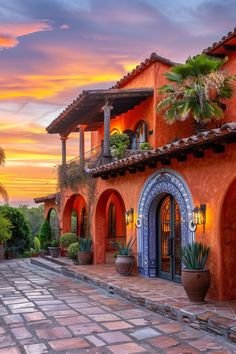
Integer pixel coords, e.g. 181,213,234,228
220,178,236,299
157,194,181,282
47,208,60,239
95,189,126,264
137,169,194,278
63,194,87,236
123,130,136,150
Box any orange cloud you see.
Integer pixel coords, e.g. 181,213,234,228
0,21,52,49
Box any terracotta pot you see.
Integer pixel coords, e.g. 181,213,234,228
115,255,134,276
78,251,93,265
182,269,211,303
48,247,61,258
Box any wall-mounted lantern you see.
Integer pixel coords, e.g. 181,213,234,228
189,204,206,232
125,208,134,225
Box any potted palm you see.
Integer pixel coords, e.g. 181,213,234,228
48,239,60,258
157,54,236,131
78,238,93,265
112,238,135,276
181,242,210,303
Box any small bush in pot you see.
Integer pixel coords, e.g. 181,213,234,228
68,242,79,264
111,237,135,276
78,238,93,265
60,233,77,257
181,242,210,303
48,239,60,258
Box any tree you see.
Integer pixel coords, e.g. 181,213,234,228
18,204,44,237
0,205,31,256
39,219,52,250
0,146,8,203
157,55,236,125
0,212,12,259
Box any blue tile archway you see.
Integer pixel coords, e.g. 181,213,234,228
137,169,194,277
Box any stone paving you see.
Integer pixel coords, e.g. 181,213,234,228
31,256,236,344
0,260,235,353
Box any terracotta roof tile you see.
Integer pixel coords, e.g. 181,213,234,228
112,52,177,89
90,122,236,177
202,27,236,54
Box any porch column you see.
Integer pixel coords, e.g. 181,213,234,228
79,125,86,164
60,136,68,165
102,101,113,157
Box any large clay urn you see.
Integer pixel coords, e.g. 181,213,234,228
78,251,93,265
115,255,134,276
182,269,211,303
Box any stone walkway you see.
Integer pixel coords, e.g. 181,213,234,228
0,260,234,353
31,256,236,344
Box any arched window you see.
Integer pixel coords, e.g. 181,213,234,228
136,120,147,149
123,130,136,150
71,209,78,235
108,203,116,237
49,209,60,239
80,207,87,238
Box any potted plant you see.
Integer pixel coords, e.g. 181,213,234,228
112,238,135,276
48,239,60,258
78,238,93,265
60,232,78,256
110,133,130,159
140,142,152,150
181,242,210,303
31,236,40,257
68,242,79,264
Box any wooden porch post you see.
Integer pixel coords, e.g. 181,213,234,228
60,136,68,165
102,101,113,157
79,125,86,165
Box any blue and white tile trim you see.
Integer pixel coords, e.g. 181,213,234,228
137,169,194,277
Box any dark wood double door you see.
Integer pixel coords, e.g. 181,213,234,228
157,194,181,282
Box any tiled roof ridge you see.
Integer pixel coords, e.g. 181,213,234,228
90,122,236,175
112,52,177,89
203,27,236,54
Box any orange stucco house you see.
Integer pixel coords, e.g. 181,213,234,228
35,29,236,301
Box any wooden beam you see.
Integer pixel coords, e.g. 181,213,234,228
223,44,236,51
176,153,187,162
128,166,137,174
211,144,225,154
136,164,145,172
159,157,171,165
193,150,204,158
147,160,157,169
101,174,109,180
118,169,126,176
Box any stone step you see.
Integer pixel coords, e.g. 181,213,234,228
30,257,62,273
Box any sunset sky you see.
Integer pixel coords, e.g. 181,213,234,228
0,0,235,206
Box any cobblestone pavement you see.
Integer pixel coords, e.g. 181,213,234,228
0,261,235,354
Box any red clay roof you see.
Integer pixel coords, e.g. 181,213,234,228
112,52,177,89
90,122,236,177
203,27,236,55
34,193,58,204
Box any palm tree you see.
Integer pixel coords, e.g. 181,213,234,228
0,146,8,203
157,55,236,125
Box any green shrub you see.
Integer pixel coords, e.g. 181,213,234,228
51,239,59,247
110,133,130,159
39,219,52,250
68,242,79,259
20,250,32,258
34,237,41,252
60,233,77,248
0,212,12,243
0,205,31,256
78,238,92,252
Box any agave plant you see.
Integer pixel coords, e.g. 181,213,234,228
78,238,92,252
111,237,135,256
157,54,236,125
182,242,210,270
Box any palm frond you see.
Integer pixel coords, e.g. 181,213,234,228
0,184,8,204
